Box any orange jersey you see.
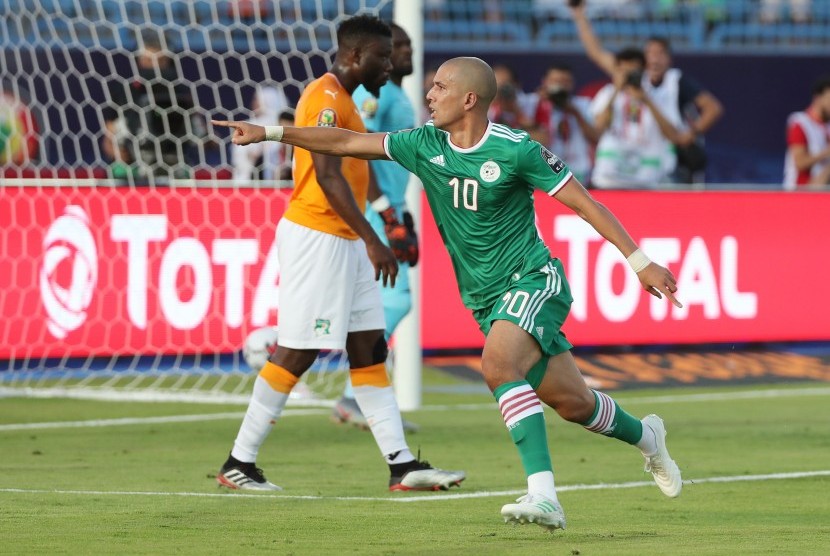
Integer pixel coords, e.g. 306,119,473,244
284,73,368,239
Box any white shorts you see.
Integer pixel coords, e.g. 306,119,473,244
276,218,385,350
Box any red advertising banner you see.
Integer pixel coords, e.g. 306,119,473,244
2,186,829,359
2,186,286,359
421,190,830,349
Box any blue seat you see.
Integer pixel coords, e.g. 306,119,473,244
709,21,830,49
426,19,531,46
535,18,697,49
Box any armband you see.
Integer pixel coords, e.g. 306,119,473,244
264,125,284,142
627,249,652,273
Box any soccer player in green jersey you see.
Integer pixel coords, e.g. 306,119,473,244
213,56,683,532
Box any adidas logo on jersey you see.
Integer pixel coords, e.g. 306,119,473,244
429,154,445,167
536,326,544,338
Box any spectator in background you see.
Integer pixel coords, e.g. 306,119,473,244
534,0,642,22
232,85,293,184
571,3,723,185
0,81,39,167
589,48,684,189
529,63,600,185
424,0,447,23
101,29,207,185
784,75,830,190
488,63,535,130
760,0,811,24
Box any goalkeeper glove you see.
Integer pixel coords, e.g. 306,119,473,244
373,196,419,267
401,211,419,267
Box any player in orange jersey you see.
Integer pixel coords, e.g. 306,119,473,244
216,15,465,492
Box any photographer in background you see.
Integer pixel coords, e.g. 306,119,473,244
231,86,294,184
571,0,723,185
488,63,535,131
589,48,684,189
783,75,830,190
101,29,207,185
530,63,600,185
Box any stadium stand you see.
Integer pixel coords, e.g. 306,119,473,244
0,0,827,182
3,1,829,52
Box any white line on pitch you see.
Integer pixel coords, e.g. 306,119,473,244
2,386,830,432
617,386,830,405
1,470,828,503
0,409,324,431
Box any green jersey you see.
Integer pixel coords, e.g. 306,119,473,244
384,122,573,310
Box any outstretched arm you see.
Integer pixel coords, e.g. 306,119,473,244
211,120,389,159
570,4,617,78
213,119,398,286
553,178,682,307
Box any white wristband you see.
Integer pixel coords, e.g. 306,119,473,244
627,249,652,273
370,194,391,213
264,125,284,142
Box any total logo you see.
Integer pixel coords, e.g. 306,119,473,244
39,206,98,339
38,209,279,340
554,215,758,322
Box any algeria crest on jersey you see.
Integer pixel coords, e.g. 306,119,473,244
540,145,565,174
480,160,501,183
317,108,337,127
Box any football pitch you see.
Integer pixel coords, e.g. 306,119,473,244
2,370,829,555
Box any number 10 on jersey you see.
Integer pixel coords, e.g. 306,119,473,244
448,177,479,211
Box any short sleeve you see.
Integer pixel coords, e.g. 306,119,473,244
589,85,614,119
787,121,808,147
573,96,594,123
384,126,426,174
299,84,341,129
516,139,573,196
533,98,552,127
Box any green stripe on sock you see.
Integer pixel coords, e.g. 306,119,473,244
494,380,553,477
508,412,552,476
493,380,527,400
609,401,644,445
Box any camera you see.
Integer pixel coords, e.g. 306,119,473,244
497,83,517,101
568,0,584,7
625,69,643,88
547,87,570,108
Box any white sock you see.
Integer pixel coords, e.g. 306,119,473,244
527,471,559,504
636,420,658,456
352,384,413,463
231,375,290,462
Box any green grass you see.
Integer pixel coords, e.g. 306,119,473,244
2,378,830,555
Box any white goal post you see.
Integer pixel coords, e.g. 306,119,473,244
0,0,425,408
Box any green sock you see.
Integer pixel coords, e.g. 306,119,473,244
494,380,552,475
582,389,643,445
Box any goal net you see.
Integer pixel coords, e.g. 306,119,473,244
0,0,395,405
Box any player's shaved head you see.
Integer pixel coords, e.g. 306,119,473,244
442,57,497,107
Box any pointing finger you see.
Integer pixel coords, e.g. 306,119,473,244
664,287,683,308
